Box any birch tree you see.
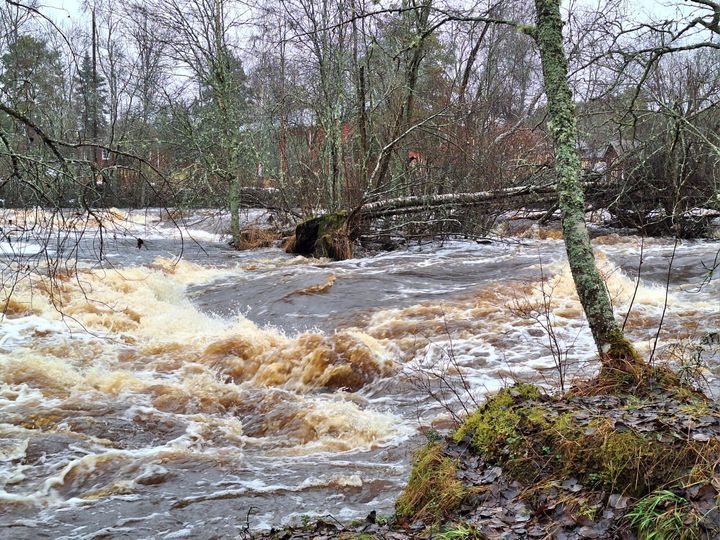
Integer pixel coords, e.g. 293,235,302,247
532,0,641,372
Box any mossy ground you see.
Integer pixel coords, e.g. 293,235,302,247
396,383,720,539
451,385,715,496
395,442,467,523
251,380,720,539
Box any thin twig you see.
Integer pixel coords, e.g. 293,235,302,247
622,235,645,332
649,237,679,365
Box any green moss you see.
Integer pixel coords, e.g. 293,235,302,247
604,327,643,367
563,419,704,496
587,427,667,493
453,384,543,462
577,501,599,521
395,443,466,523
619,396,647,410
436,524,484,539
524,404,550,425
678,399,711,415
452,386,719,497
453,390,514,454
516,23,538,39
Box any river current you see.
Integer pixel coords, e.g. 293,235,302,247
1,209,718,539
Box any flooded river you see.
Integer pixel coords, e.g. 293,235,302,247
1,209,718,539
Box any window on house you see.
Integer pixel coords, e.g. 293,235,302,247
101,148,110,161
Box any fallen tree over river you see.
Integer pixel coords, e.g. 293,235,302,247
360,184,557,218
282,180,579,259
284,183,557,259
280,178,719,260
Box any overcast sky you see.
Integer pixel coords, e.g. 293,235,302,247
41,0,81,19
39,0,691,24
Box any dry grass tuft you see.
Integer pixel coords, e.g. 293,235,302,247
282,234,296,253
396,442,468,523
236,227,280,250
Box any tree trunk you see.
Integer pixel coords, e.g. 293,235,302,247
370,0,431,191
228,176,241,245
362,184,554,217
534,0,642,372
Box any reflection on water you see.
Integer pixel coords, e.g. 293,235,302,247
1,210,718,539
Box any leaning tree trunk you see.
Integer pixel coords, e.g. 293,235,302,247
228,175,242,246
534,0,642,372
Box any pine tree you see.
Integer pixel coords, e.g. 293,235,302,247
0,34,64,127
73,52,107,143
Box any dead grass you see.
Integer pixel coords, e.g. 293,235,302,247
2,297,37,318
322,229,352,260
571,363,706,401
235,227,280,250
282,234,297,252
396,442,468,523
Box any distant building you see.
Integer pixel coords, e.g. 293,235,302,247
578,140,625,182
407,150,426,168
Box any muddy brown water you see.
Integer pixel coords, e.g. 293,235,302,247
1,210,719,539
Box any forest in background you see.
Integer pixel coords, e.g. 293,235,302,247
0,0,718,244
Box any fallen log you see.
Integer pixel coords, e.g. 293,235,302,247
285,184,557,259
361,184,556,217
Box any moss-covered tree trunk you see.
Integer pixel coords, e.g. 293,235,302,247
534,0,642,372
228,176,241,245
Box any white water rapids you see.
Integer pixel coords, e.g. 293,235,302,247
0,208,718,539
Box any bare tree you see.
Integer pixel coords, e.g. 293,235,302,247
145,0,252,243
